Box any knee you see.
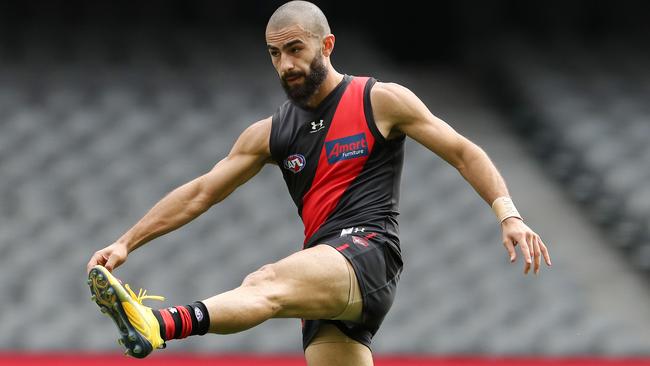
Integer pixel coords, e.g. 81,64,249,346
242,264,278,288
241,264,285,313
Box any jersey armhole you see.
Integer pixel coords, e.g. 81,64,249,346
363,78,387,145
269,110,283,164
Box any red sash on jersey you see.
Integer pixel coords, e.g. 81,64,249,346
301,77,375,244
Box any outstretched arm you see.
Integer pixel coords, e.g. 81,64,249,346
371,82,551,275
87,118,273,273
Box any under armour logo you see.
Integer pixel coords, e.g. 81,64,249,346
340,227,365,236
310,120,325,133
168,307,178,314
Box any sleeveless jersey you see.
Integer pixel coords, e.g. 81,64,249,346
270,75,405,248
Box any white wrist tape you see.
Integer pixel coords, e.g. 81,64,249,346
491,196,522,223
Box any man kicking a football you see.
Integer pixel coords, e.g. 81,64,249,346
86,1,551,365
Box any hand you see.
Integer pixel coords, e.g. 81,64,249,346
501,217,551,275
86,242,128,274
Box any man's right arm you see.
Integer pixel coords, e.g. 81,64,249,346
87,117,273,273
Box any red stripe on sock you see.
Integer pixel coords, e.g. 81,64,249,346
159,309,175,341
176,306,193,339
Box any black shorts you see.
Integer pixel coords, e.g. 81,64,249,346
302,230,403,350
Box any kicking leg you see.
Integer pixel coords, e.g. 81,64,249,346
89,244,361,358
202,244,353,334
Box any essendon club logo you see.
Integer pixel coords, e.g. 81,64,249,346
325,133,369,164
283,154,306,173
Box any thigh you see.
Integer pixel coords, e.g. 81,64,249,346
305,324,374,366
270,244,351,320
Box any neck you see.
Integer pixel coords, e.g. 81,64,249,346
305,68,344,108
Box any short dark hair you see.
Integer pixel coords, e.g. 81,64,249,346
267,1,331,38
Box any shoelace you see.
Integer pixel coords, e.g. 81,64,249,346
124,284,165,305
123,283,168,349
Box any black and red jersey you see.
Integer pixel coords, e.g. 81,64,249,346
270,75,405,248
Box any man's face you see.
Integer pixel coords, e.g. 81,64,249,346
266,25,328,107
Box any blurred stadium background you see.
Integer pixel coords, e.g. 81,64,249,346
0,0,649,364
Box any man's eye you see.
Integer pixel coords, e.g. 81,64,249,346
270,50,280,57
292,48,301,54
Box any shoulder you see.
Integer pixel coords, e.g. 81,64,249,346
373,79,420,102
241,117,272,141
371,81,409,98
370,81,424,136
232,117,272,159
370,81,403,105
371,82,422,118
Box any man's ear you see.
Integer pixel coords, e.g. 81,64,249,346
321,34,335,57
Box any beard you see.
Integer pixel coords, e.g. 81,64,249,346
280,55,328,108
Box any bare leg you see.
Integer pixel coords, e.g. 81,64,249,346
305,324,374,366
201,244,352,334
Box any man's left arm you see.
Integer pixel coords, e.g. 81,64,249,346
371,82,551,275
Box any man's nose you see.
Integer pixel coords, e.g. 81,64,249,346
280,55,295,74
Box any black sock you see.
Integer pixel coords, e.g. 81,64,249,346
152,301,210,341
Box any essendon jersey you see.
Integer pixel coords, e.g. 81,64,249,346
270,75,405,248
